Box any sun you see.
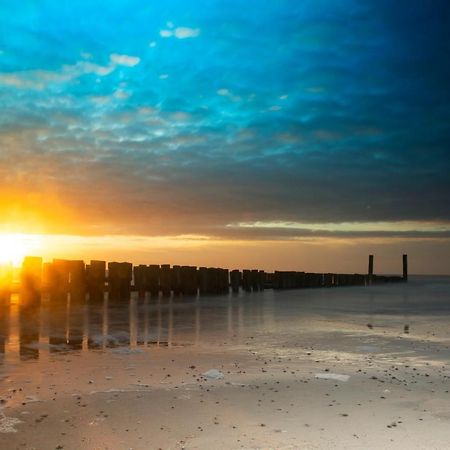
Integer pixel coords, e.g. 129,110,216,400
0,233,44,267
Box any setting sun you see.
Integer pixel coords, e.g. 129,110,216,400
0,233,44,267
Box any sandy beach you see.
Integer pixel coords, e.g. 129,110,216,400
1,277,450,449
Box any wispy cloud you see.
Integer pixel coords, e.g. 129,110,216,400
160,26,200,39
110,53,140,67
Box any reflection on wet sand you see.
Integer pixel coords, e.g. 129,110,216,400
0,291,258,363
0,277,448,365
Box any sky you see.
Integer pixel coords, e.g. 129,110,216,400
0,0,449,273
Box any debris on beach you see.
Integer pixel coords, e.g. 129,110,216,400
315,373,350,382
0,415,23,433
203,369,225,380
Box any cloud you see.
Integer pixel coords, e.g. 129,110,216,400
160,27,200,39
174,27,200,39
0,60,115,90
160,29,173,38
110,53,140,67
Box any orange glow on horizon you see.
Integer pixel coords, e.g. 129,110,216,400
0,233,44,267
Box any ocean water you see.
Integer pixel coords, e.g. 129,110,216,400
1,276,449,368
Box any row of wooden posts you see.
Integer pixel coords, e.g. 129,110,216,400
2,254,408,303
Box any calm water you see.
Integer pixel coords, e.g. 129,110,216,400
1,276,450,367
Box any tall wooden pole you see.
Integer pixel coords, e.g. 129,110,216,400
403,254,408,281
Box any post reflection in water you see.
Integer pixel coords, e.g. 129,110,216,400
19,302,40,361
0,301,9,360
0,289,272,365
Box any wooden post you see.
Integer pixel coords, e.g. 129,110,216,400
272,271,280,289
218,268,229,294
251,270,259,291
51,259,70,299
21,256,43,307
69,260,86,302
133,265,147,297
87,260,106,302
206,268,219,294
230,270,241,293
368,255,374,285
159,264,171,296
171,265,182,294
242,270,252,292
108,262,132,301
119,262,132,299
403,254,408,281
198,267,208,294
147,265,160,296
181,266,197,295
324,273,333,287
0,264,13,302
258,270,265,290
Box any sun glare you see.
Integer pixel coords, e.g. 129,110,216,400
0,233,44,267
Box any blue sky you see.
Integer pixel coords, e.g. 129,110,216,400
0,0,449,242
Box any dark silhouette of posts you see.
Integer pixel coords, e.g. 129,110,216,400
368,255,374,284
21,257,43,306
403,254,408,281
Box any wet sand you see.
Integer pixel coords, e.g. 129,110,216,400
1,277,450,449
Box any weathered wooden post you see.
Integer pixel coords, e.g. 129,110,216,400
87,260,106,302
107,262,119,300
119,263,132,299
181,266,198,295
147,265,160,297
368,254,374,285
218,268,229,294
69,260,86,302
206,268,219,294
198,267,208,294
402,254,408,281
230,270,241,293
171,265,182,294
42,262,52,292
133,265,147,297
273,271,281,289
159,264,171,296
250,270,258,291
108,262,132,301
19,301,40,360
50,259,70,301
242,270,252,292
0,264,13,302
21,257,43,307
258,270,265,290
